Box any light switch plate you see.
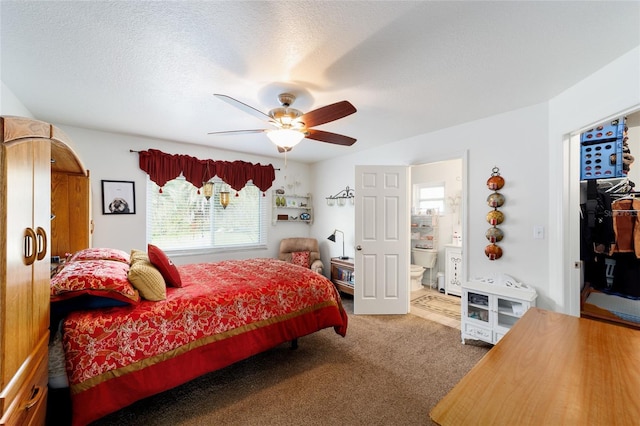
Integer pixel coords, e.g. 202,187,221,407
533,226,544,239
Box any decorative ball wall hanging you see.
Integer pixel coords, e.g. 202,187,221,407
485,166,505,260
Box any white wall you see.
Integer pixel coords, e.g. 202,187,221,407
56,125,314,265
311,102,552,305
1,81,34,117
309,46,640,313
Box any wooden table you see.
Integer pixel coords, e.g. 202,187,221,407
430,307,640,425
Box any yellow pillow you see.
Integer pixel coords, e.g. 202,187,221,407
130,248,150,264
128,249,166,301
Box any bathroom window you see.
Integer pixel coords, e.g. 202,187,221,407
414,183,445,214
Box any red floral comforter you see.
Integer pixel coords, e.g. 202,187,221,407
63,258,347,425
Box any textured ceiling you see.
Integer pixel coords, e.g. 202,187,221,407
2,1,639,163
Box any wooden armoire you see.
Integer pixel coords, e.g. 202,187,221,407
0,116,90,425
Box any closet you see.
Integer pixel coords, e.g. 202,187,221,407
0,116,89,425
580,113,640,328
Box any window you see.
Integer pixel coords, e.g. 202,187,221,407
414,183,445,214
147,177,267,253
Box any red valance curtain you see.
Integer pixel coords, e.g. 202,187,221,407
137,149,275,193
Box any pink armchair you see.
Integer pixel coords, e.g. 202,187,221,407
278,238,324,275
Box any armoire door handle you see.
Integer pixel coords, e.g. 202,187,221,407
22,385,44,410
36,226,47,260
23,228,37,265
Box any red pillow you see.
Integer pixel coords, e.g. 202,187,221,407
50,260,140,305
147,244,182,287
291,251,310,268
68,247,130,264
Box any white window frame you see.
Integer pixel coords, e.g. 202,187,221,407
146,177,268,256
413,182,445,215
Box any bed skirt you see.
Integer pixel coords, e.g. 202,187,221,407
71,303,346,425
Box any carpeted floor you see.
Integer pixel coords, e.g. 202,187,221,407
83,296,489,426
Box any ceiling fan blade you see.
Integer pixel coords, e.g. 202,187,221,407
299,101,356,128
213,94,272,122
305,129,356,146
207,129,267,135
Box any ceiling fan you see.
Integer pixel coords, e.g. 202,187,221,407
208,93,357,152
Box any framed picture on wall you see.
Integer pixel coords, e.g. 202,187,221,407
101,180,136,215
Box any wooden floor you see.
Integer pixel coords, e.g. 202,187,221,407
430,307,640,425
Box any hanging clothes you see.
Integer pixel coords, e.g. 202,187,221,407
581,180,616,289
585,180,616,254
608,198,640,297
609,198,640,258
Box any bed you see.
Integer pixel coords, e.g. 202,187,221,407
49,247,348,425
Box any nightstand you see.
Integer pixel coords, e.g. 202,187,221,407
330,257,354,295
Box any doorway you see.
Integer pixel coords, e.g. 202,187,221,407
571,110,640,327
409,156,465,327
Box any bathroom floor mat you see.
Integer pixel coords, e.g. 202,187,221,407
410,291,461,329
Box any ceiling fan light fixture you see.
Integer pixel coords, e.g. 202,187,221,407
212,93,357,148
267,129,304,149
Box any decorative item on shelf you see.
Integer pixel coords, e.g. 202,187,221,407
327,229,349,260
300,212,311,221
326,186,355,206
485,166,505,261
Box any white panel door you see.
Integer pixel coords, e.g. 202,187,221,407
354,165,409,314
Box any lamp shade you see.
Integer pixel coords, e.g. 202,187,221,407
202,181,214,200
266,129,304,149
220,190,230,209
327,229,348,260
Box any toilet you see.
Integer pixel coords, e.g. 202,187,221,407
410,265,426,291
411,248,438,290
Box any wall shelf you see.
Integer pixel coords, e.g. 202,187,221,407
411,213,438,250
272,192,313,225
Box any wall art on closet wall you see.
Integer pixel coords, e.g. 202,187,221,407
102,180,136,215
485,167,505,261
